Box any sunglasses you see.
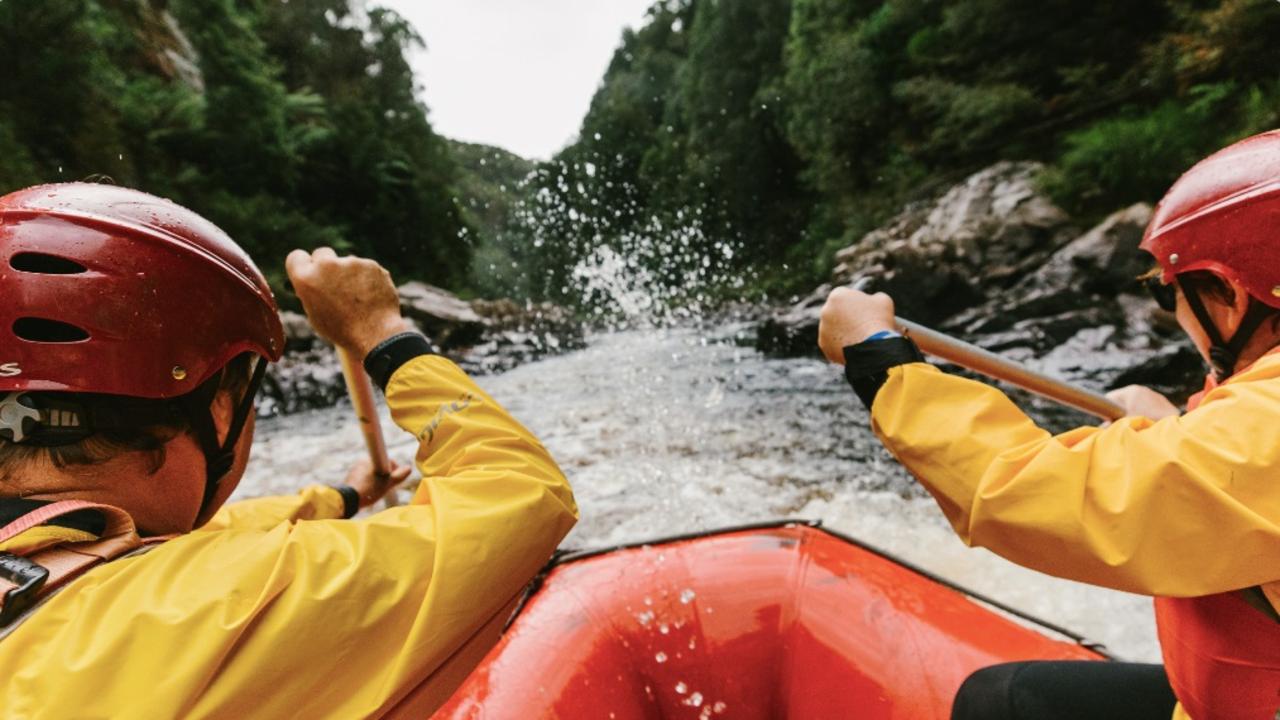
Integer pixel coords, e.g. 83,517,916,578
1144,276,1177,312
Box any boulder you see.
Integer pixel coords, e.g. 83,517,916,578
761,162,1076,356
279,310,318,353
461,299,587,375
261,293,586,416
756,285,829,357
397,282,487,350
828,161,1077,325
757,174,1204,405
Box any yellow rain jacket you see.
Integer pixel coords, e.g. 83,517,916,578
871,355,1280,600
870,353,1280,720
0,355,577,719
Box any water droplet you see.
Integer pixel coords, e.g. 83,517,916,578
655,652,668,663
680,589,696,604
675,681,688,694
684,691,704,707
659,623,670,635
714,701,728,713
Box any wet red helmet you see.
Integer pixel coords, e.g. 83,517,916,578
0,182,284,397
1140,129,1280,308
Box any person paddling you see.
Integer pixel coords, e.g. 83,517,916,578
0,183,578,718
818,129,1280,720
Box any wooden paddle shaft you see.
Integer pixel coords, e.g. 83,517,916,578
337,347,393,477
896,318,1126,422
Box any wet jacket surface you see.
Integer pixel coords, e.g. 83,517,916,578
870,353,1280,719
0,355,578,719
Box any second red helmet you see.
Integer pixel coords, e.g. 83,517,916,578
1141,129,1280,308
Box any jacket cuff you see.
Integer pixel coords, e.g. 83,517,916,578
364,332,436,391
329,484,361,519
843,337,925,409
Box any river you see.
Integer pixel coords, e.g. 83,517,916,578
241,324,1159,662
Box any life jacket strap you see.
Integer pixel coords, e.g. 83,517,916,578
0,500,164,630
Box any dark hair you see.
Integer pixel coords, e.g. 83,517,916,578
0,354,255,477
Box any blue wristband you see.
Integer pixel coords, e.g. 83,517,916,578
864,330,902,342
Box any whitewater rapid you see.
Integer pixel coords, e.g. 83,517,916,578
241,326,1158,662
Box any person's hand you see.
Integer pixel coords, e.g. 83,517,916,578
1105,385,1180,420
818,287,897,365
285,247,412,357
343,457,413,509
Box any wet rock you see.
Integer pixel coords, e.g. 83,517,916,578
759,172,1204,404
397,282,487,350
261,296,586,416
261,348,343,417
459,300,587,375
828,161,1076,324
756,285,829,357
279,310,317,352
762,162,1076,356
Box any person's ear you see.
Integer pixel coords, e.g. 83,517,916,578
209,390,236,445
1223,276,1254,333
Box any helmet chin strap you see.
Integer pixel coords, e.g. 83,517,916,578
180,358,269,521
1176,277,1274,382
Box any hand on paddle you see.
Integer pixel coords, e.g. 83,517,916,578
343,457,413,509
819,287,897,364
1105,385,1180,421
285,247,413,357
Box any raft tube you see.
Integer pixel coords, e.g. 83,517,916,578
436,521,1107,719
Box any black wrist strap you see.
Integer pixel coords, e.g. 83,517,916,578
363,332,436,391
330,485,360,519
843,337,925,409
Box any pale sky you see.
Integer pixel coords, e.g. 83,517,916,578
379,1,658,161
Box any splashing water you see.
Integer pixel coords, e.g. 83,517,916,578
567,216,743,327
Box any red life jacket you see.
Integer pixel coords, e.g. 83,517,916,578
1154,376,1280,719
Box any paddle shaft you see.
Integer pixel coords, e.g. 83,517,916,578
895,318,1126,421
337,347,394,481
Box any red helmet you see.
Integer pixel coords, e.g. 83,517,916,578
1140,129,1280,309
0,182,283,397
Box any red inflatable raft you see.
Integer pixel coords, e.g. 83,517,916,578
436,522,1107,719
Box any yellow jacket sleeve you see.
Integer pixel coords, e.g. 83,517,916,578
871,359,1280,597
197,484,346,532
0,355,577,720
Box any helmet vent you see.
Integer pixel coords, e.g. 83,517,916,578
9,252,87,275
12,318,91,343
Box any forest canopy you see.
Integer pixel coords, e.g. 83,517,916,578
0,0,469,293
3,0,1277,305
502,0,1280,303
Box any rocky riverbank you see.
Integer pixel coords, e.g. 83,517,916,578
758,162,1205,422
259,284,584,416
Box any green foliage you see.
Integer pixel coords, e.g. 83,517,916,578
1043,83,1246,213
0,0,471,292
7,0,1279,306
515,0,1280,302
450,141,537,297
